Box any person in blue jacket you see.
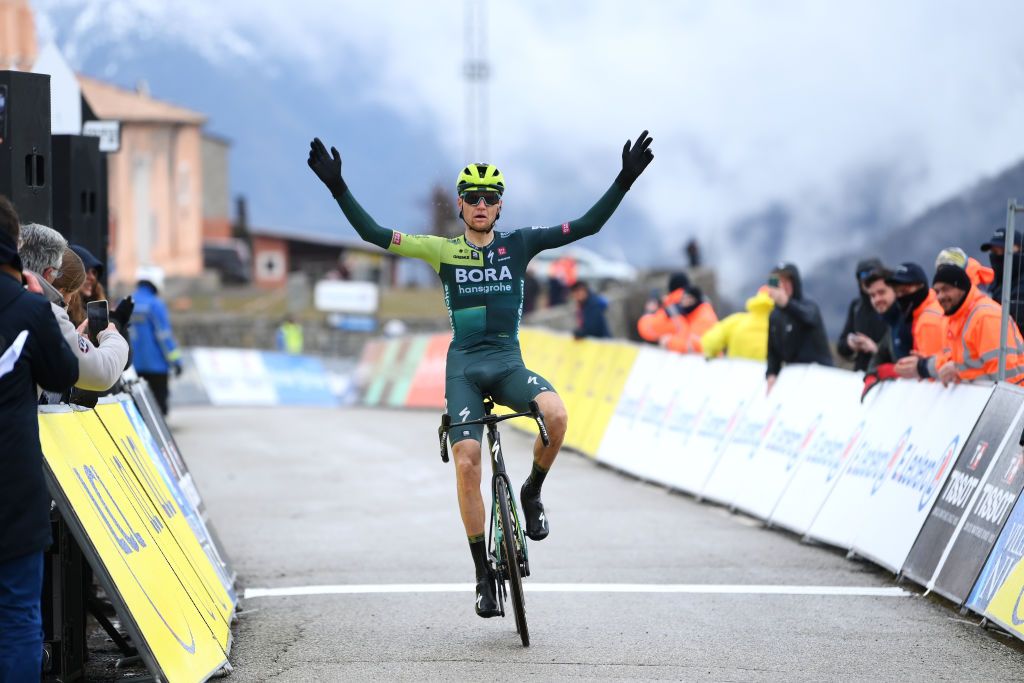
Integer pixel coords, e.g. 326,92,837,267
570,281,612,339
130,265,181,415
0,197,79,679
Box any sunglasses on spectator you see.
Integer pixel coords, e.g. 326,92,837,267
461,190,502,206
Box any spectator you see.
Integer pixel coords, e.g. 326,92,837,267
523,267,541,314
700,286,773,361
980,228,1024,326
928,263,1024,385
936,247,994,290
276,315,304,354
637,273,718,353
18,226,129,394
570,281,611,339
547,256,576,306
835,258,889,371
131,266,182,415
765,263,833,392
0,197,79,679
685,238,701,267
869,262,946,379
68,244,106,325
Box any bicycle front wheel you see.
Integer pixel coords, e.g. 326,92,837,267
497,481,529,646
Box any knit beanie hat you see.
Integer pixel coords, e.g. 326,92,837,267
932,264,971,292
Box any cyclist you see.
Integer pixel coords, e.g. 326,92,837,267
307,131,654,617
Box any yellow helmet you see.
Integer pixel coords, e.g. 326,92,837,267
456,163,505,196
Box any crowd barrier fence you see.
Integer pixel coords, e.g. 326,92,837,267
39,381,236,682
354,328,1024,645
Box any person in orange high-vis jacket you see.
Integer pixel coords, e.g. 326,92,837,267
867,262,947,379
926,264,1024,385
637,273,718,353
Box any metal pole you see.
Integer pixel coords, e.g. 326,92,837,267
998,200,1018,381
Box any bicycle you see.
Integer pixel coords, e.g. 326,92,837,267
438,397,550,647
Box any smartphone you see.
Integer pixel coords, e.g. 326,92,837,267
767,275,780,287
86,300,109,345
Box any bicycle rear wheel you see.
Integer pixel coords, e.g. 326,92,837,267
497,481,529,646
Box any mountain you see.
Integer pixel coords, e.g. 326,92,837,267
803,159,1024,334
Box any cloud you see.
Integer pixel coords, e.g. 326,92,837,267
35,0,1024,286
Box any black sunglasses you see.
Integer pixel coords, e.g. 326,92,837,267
462,190,502,206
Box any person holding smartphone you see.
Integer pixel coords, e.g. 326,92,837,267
764,263,833,392
18,227,129,395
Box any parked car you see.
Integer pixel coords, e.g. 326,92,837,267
203,239,251,285
530,245,637,287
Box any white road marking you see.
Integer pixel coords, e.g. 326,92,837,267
244,583,912,599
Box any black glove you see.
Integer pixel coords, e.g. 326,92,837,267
307,137,347,197
173,362,184,378
110,296,134,329
614,129,654,191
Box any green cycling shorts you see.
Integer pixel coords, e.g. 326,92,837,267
445,345,556,445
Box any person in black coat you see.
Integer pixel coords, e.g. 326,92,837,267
835,258,888,371
0,198,79,679
765,262,833,392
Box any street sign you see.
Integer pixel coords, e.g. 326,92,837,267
82,120,121,153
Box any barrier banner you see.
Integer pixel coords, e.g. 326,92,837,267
767,369,867,533
849,382,991,571
40,407,228,682
732,365,840,520
595,347,663,475
354,339,385,390
659,359,764,495
559,338,603,452
405,333,449,408
385,335,429,407
968,492,1024,621
116,396,238,604
579,342,639,457
700,366,808,506
362,338,405,406
131,381,237,586
624,351,692,482
982,554,1024,642
903,384,1024,603
260,351,337,406
192,347,276,406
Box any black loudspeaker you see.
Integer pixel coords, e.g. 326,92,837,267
42,510,87,680
52,134,108,286
0,70,51,226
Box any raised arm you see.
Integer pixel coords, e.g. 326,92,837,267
307,137,393,250
522,130,654,259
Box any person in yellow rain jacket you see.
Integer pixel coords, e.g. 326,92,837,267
700,287,774,360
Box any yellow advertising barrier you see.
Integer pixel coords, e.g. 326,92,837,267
576,342,638,457
512,332,639,458
94,403,235,636
40,407,228,682
983,557,1024,639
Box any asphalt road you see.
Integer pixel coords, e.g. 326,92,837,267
169,406,1024,681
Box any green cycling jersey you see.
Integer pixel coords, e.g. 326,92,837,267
335,183,627,350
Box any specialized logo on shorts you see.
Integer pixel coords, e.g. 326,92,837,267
459,406,471,421
392,232,402,245
527,376,538,385
78,336,90,353
562,222,570,234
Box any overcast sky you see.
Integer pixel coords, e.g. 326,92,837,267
35,0,1024,279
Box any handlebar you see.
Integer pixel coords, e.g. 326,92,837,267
438,400,550,463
